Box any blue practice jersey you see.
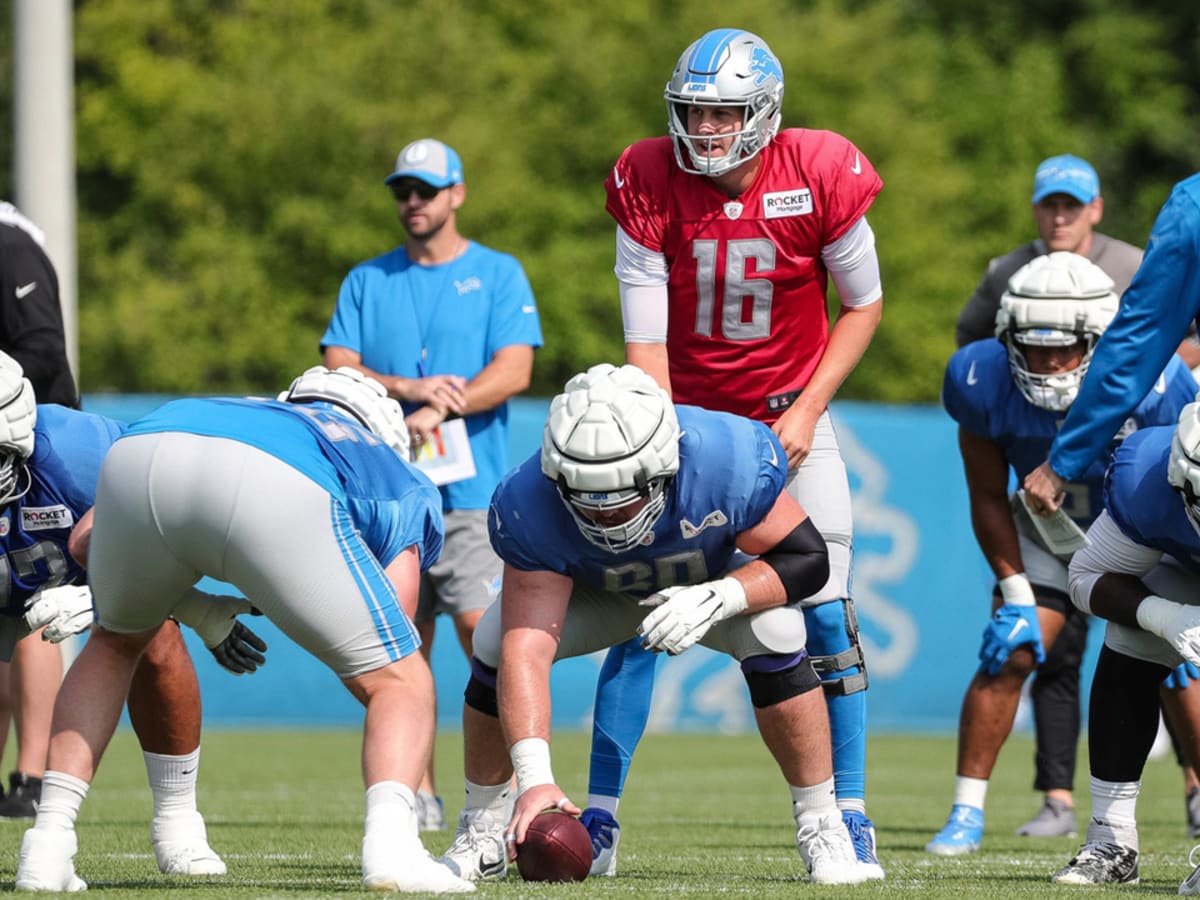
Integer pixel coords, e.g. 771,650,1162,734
488,406,786,597
942,339,1194,527
124,398,444,569
0,405,125,616
321,242,544,510
1104,426,1200,573
1052,173,1200,479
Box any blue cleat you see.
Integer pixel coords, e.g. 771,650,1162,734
580,808,620,877
926,804,984,856
841,810,884,880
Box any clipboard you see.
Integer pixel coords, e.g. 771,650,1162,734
411,418,476,486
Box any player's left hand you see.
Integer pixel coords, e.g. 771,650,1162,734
1166,660,1200,690
638,578,748,655
978,603,1045,675
23,585,94,643
210,620,268,675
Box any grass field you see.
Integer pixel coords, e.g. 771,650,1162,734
0,729,1194,897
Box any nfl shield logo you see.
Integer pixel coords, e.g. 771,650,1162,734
723,201,743,220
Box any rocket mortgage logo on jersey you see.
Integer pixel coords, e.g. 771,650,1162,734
21,505,74,532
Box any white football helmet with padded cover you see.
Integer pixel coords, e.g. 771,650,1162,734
665,28,784,177
994,251,1119,411
0,351,37,505
1169,398,1200,534
278,365,410,459
542,363,680,552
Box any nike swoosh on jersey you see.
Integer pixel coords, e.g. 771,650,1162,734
1155,373,1167,394
521,305,536,314
15,282,36,299
850,152,862,175
966,361,979,386
767,442,778,467
614,169,626,189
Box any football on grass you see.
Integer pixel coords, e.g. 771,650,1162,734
516,810,593,882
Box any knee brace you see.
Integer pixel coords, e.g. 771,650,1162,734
741,651,821,709
463,657,499,718
806,598,868,697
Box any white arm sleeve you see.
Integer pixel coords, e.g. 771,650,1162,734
822,217,882,308
1067,511,1163,614
616,226,670,343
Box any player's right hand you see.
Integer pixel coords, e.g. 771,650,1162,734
23,585,94,643
978,603,1045,675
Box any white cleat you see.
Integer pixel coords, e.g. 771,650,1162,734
438,808,507,882
796,812,871,885
363,832,475,893
15,827,88,892
151,811,227,875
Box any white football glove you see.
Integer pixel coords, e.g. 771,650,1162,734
1138,595,1200,666
23,585,95,644
637,578,748,656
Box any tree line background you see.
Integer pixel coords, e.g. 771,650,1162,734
1,0,1197,402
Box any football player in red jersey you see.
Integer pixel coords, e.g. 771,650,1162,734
582,27,886,880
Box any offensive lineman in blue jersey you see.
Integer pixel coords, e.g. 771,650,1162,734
1026,172,1200,512
15,367,474,895
0,351,266,885
928,253,1198,856
437,364,873,887
1049,399,1200,891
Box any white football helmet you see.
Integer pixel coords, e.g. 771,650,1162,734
0,351,37,505
664,28,784,177
1169,399,1200,534
994,251,1119,411
278,365,410,459
542,363,680,552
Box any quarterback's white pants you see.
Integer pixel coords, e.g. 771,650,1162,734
787,411,852,605
89,432,419,678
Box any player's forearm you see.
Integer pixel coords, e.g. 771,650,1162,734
625,341,672,394
460,345,534,415
792,300,882,416
498,658,554,750
969,500,1024,581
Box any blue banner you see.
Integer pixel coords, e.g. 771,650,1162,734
77,395,1104,733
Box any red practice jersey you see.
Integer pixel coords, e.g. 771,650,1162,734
606,129,882,424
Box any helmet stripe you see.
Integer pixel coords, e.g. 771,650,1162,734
687,28,742,80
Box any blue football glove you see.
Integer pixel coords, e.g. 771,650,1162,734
978,603,1045,676
1165,660,1200,690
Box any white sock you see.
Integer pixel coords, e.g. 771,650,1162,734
953,776,988,811
1087,776,1140,850
144,749,199,818
365,781,417,837
790,778,838,821
463,779,510,817
586,794,619,816
34,771,89,831
837,798,866,815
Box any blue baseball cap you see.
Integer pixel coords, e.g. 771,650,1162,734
1032,154,1100,204
384,139,464,189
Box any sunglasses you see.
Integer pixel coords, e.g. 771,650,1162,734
390,180,443,201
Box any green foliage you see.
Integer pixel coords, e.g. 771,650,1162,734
2,0,1198,397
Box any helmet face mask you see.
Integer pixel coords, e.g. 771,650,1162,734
995,251,1119,412
278,366,411,459
665,28,783,177
542,364,680,552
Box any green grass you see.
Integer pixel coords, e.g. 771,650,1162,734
0,729,1194,897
